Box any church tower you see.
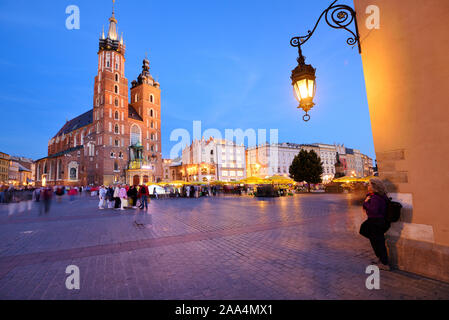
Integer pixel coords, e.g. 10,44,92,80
129,57,163,182
93,1,129,185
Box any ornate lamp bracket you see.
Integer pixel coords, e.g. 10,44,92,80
290,0,361,54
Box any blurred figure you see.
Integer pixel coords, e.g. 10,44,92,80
19,189,33,213
113,185,121,209
7,186,18,216
39,187,52,215
55,186,64,203
153,187,158,199
0,185,5,203
98,185,106,210
68,187,77,201
119,185,128,211
127,185,137,208
33,187,41,202
138,184,149,211
135,185,151,228
106,185,114,209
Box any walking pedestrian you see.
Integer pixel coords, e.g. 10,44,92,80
138,184,149,210
40,187,52,215
113,185,121,209
68,187,77,201
360,178,391,271
0,185,5,204
98,185,106,210
128,185,138,208
56,186,64,203
34,187,41,202
106,185,114,208
119,185,128,211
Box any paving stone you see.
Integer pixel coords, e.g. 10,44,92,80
0,194,448,299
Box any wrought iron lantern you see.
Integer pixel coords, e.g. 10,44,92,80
291,46,316,122
290,0,361,121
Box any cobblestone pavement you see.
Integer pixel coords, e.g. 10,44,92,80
0,193,449,300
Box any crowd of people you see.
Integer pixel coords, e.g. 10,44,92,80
0,185,54,215
97,185,150,211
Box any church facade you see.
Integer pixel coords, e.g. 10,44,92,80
35,8,162,187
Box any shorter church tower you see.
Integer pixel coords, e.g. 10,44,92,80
128,57,162,183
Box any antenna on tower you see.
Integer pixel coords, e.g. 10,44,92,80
112,0,116,15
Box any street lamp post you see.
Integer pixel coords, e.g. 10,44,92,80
290,0,361,121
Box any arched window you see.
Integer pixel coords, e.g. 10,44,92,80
70,168,77,180
151,133,155,141
114,111,119,120
150,121,154,128
115,98,119,107
150,109,154,117
114,85,119,94
88,143,95,157
114,162,119,171
130,124,141,145
150,94,154,103
115,73,119,82
68,161,79,181
57,159,62,180
114,124,119,134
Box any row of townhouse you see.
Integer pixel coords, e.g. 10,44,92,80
162,139,373,183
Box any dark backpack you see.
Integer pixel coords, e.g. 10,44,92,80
386,197,402,222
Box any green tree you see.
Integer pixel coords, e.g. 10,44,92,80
289,149,323,192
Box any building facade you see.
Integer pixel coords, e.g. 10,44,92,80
8,156,35,186
246,142,372,181
355,0,449,282
180,138,246,182
35,7,162,187
0,152,9,184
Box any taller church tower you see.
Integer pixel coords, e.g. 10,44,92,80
93,2,130,185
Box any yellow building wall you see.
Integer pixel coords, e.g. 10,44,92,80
354,0,449,281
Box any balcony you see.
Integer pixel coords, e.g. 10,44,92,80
127,160,153,170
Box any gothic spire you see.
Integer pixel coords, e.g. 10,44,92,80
107,0,118,40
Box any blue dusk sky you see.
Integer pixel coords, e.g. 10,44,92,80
0,0,375,160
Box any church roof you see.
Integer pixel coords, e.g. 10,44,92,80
52,104,142,140
128,104,143,121
54,110,93,138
